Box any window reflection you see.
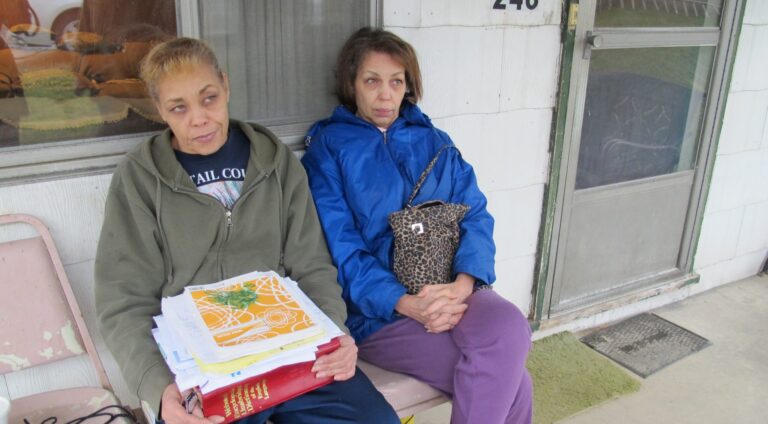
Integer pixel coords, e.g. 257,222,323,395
575,46,716,189
0,0,175,147
595,0,722,28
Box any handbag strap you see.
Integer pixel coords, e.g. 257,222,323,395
406,145,450,207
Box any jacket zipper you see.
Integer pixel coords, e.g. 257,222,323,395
174,172,269,280
380,127,409,193
224,209,233,235
216,174,267,279
220,209,232,279
382,133,398,177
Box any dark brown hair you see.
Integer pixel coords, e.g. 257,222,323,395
335,27,422,112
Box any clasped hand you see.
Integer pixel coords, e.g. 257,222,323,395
395,273,475,333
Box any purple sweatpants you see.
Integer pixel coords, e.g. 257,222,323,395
358,289,533,424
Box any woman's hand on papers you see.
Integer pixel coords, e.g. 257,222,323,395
161,383,224,424
311,335,358,381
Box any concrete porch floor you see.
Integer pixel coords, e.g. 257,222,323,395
413,274,768,424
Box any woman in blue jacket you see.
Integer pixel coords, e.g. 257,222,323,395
302,28,533,424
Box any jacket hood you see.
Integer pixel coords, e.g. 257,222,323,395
126,120,283,191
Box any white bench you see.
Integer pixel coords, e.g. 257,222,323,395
358,360,449,418
140,362,448,422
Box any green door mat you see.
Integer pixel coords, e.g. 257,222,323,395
528,332,640,424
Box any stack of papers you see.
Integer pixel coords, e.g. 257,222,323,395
153,270,343,394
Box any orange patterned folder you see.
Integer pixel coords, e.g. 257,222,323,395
188,273,316,348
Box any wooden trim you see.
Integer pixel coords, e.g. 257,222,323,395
538,273,699,330
533,0,577,324
0,134,150,187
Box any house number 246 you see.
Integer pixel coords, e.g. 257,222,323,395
493,0,539,10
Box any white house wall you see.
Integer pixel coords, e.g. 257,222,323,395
694,0,768,289
384,0,561,312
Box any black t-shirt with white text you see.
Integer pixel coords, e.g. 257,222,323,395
174,125,250,209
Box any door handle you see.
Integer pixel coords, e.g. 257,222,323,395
587,31,604,48
583,31,603,59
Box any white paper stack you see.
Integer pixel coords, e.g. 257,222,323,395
152,270,343,394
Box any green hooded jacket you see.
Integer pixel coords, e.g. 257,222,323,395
94,120,347,414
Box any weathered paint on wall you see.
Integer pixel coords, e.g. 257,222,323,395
0,176,130,402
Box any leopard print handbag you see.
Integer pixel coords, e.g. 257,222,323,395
388,146,469,295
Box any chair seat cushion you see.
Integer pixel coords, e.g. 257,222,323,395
10,387,134,423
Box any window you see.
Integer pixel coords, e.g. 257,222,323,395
196,0,376,141
0,0,176,148
575,0,725,189
0,0,378,182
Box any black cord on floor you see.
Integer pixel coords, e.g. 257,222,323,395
23,405,138,424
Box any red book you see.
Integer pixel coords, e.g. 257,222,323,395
201,337,341,423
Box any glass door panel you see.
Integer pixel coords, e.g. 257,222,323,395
575,46,716,189
595,0,723,27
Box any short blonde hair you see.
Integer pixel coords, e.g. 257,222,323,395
140,37,223,100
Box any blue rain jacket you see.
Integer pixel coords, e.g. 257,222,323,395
302,103,496,343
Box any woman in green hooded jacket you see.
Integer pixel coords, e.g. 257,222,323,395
94,37,397,424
